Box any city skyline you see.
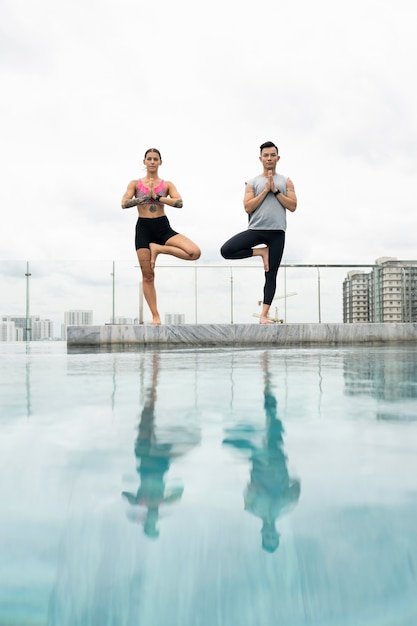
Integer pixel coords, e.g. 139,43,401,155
343,258,417,323
2,257,416,339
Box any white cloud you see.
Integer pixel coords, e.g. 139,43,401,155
1,0,417,326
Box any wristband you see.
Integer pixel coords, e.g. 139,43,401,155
155,194,162,202
274,190,280,196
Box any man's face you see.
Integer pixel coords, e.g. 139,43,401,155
260,148,280,168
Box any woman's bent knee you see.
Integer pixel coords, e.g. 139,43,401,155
191,246,201,260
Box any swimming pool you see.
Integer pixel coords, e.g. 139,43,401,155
1,342,416,625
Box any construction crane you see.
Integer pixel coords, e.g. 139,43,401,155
253,292,297,323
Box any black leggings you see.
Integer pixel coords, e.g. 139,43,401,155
220,229,285,305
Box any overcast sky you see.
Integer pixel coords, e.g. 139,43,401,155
1,0,416,330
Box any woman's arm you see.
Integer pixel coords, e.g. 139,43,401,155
121,180,139,209
155,180,183,208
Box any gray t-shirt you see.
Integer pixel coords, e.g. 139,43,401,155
246,173,288,231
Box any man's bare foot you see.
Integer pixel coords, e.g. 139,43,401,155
149,243,159,269
259,247,269,272
259,316,273,325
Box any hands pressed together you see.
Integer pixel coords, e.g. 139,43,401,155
265,170,280,196
122,179,161,209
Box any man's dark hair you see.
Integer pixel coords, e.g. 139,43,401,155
260,141,279,154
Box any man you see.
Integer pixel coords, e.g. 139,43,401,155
220,141,297,324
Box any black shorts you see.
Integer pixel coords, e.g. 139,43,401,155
135,216,179,250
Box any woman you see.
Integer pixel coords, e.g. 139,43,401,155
121,148,201,325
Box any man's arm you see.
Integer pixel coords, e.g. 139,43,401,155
276,178,297,212
243,182,270,215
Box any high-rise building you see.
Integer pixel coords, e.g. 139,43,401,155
343,258,417,323
0,320,21,341
113,317,134,324
165,313,185,325
32,319,54,341
0,315,51,341
62,310,93,340
64,310,93,325
343,271,369,323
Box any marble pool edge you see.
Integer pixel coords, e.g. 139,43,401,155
67,323,417,348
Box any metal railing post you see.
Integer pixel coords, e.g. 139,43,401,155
111,260,115,324
317,266,321,324
25,261,31,341
230,267,234,324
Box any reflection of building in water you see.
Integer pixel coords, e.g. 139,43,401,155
223,353,300,553
343,349,417,420
122,353,199,538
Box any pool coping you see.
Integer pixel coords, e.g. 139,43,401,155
66,323,417,347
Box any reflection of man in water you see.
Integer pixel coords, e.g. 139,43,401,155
122,354,184,539
223,352,300,552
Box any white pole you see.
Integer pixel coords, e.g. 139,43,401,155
139,281,143,324
25,261,31,341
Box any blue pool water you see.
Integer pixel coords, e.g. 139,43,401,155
1,342,417,625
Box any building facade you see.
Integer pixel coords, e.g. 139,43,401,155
61,310,93,340
343,271,370,323
164,313,185,325
32,319,54,341
0,321,21,341
0,315,53,341
343,258,417,323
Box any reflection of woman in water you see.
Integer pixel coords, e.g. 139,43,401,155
122,354,184,538
223,352,300,552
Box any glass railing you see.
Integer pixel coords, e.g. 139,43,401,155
1,260,379,340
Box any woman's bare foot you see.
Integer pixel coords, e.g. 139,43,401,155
149,243,159,269
151,316,161,325
259,316,273,325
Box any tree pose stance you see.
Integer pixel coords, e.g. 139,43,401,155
220,141,297,324
121,148,201,325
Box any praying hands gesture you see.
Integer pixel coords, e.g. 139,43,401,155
148,177,158,201
264,170,279,195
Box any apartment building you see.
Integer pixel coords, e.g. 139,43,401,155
61,310,93,340
164,313,185,325
0,320,22,341
343,258,417,323
0,315,53,341
343,271,369,323
32,319,54,341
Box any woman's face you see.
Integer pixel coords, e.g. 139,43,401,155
143,151,162,171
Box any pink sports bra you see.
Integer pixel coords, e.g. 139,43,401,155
135,179,166,204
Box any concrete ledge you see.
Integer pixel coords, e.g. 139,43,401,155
66,323,417,347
